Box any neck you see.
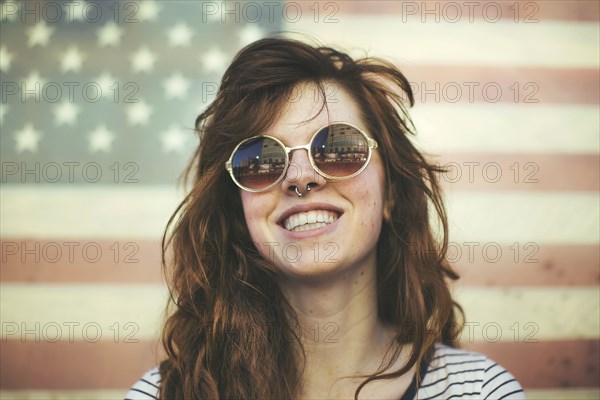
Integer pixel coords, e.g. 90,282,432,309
278,252,399,397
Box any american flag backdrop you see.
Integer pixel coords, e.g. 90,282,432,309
0,1,599,399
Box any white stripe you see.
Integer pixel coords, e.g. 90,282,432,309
446,191,599,244
286,18,599,68
0,185,182,239
1,284,598,342
409,104,599,154
0,284,167,341
454,287,600,342
3,187,598,244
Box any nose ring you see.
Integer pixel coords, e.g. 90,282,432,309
293,183,315,197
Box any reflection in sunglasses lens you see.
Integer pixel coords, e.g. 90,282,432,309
231,124,370,190
232,137,286,189
312,124,369,177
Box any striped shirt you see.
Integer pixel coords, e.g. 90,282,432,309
124,344,525,399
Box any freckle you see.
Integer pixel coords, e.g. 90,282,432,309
354,280,358,285
360,271,364,276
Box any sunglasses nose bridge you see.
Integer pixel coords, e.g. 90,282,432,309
283,144,319,183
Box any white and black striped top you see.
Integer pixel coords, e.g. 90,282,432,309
124,344,525,399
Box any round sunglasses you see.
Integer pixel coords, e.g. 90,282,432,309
225,122,378,192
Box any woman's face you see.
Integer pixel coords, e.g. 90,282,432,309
240,82,386,282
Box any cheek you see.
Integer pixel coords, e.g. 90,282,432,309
348,171,385,236
240,192,270,243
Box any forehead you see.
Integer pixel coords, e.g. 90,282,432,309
264,82,365,142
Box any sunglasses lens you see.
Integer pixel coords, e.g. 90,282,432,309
312,124,370,178
231,136,287,190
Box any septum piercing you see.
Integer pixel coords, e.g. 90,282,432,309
294,184,313,197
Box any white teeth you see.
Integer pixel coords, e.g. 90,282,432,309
283,210,340,232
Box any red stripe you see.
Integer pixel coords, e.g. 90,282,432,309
1,339,597,389
1,241,598,286
399,65,599,104
312,0,600,22
454,244,600,287
436,154,599,192
463,340,600,388
0,340,161,390
0,240,163,284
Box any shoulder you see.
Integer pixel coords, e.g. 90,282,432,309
416,344,526,400
124,366,161,400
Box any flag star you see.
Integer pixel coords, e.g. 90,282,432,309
161,125,188,153
0,104,8,126
201,47,227,74
1,1,20,22
61,46,84,73
54,102,80,126
0,45,13,72
239,25,265,47
131,46,157,73
138,0,159,21
27,22,55,47
97,22,124,47
89,125,115,153
163,73,190,100
95,72,118,98
127,99,153,126
22,70,47,92
15,124,42,153
168,22,194,47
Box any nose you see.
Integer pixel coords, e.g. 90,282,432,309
281,147,325,197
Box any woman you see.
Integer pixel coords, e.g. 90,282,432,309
126,37,525,399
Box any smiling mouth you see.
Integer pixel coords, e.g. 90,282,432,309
283,210,341,232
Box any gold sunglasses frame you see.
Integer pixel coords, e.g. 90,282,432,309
225,121,378,192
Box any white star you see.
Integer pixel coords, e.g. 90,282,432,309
126,100,152,126
89,125,115,153
0,104,8,126
1,1,20,22
239,25,265,47
201,47,227,74
27,22,55,47
15,124,42,153
161,125,188,153
0,45,13,72
97,22,124,47
95,72,118,99
54,102,80,126
61,46,84,73
168,22,194,47
22,71,46,94
138,0,159,21
163,73,190,100
131,46,156,73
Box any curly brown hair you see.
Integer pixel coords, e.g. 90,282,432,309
158,37,463,399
